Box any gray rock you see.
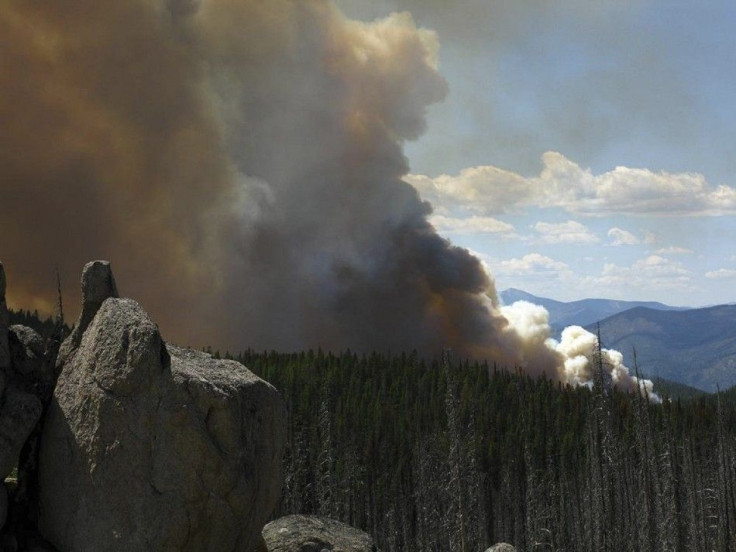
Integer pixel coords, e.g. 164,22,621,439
0,482,7,532
39,292,286,551
0,386,43,479
485,544,517,552
8,325,53,401
262,515,379,552
57,260,118,368
0,263,10,388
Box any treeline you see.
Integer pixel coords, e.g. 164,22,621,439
7,308,70,340
239,349,736,552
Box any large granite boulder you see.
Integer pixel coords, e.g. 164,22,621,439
38,262,286,552
0,263,10,395
56,260,118,369
0,263,45,481
0,483,7,532
262,515,379,552
485,544,517,552
0,387,42,480
8,325,54,403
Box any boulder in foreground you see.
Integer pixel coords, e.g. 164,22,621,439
38,261,286,552
262,515,379,552
485,544,517,552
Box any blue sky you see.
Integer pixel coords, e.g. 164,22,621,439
336,0,736,306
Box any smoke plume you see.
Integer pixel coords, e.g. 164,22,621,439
0,0,654,396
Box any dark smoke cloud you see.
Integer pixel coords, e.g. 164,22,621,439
0,0,657,397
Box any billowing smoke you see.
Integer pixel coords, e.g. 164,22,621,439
0,0,655,397
501,301,659,402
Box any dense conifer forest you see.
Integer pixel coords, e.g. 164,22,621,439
240,349,736,552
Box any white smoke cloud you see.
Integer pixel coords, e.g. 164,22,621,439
501,302,660,402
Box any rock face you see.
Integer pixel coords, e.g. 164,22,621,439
0,263,10,392
56,260,118,369
262,515,379,552
38,262,286,552
0,482,7,532
8,325,54,403
485,544,517,552
0,263,44,481
0,387,43,480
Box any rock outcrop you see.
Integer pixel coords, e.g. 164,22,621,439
262,515,379,552
55,259,118,369
485,544,517,552
0,387,42,480
0,264,10,378
8,325,54,403
0,483,6,533
0,263,44,481
38,261,286,552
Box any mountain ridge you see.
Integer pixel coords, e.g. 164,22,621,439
499,288,689,333
588,304,736,392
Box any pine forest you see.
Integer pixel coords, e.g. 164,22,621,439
239,349,736,552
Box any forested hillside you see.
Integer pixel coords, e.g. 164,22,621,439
592,305,736,391
242,349,736,552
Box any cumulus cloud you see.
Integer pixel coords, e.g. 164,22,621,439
493,254,572,279
430,214,517,235
654,246,694,255
406,165,532,215
407,151,736,217
599,256,691,290
608,227,640,246
533,220,599,244
705,269,736,280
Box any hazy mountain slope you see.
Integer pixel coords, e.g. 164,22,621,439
590,305,736,392
500,288,687,332
649,377,709,400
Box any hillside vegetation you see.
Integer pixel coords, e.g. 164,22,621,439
592,305,736,392
242,349,736,552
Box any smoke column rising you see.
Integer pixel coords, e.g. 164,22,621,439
0,0,655,396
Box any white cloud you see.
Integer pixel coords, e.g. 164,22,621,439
654,246,694,255
643,231,657,245
608,227,640,246
429,214,516,235
406,166,532,215
407,151,736,217
533,220,600,244
493,253,572,278
705,268,736,280
597,255,691,290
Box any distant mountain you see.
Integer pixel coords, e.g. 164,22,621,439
499,288,687,333
589,305,736,392
648,377,709,401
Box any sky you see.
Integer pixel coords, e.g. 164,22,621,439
336,0,736,306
